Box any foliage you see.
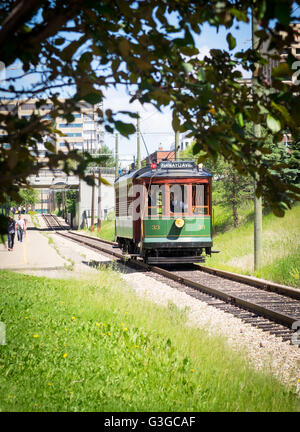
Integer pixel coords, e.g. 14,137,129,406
16,189,39,208
98,144,115,168
0,269,298,411
0,0,300,237
181,141,253,227
2,188,39,212
207,203,300,287
56,190,76,216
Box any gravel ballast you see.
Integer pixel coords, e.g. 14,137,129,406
21,231,300,394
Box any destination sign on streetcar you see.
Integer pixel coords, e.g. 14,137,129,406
158,161,196,170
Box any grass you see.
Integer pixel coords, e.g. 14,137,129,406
0,234,7,245
78,202,300,287
81,218,115,243
208,203,300,287
0,269,299,412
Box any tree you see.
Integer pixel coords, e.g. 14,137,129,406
181,143,252,228
18,188,39,209
0,0,300,235
2,188,38,211
98,144,115,168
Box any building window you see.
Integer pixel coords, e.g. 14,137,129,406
64,132,82,137
59,123,83,128
20,103,36,110
0,104,15,111
83,115,93,121
40,104,53,110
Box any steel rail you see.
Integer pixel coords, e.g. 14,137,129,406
68,230,300,301
45,228,300,330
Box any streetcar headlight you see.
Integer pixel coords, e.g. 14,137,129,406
175,218,185,228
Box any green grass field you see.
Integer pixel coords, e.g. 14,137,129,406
0,269,299,412
208,204,300,287
81,219,115,243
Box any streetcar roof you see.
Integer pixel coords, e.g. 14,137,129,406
114,161,211,184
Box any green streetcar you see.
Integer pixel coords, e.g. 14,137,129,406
114,160,214,264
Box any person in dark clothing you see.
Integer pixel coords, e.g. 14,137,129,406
7,215,15,251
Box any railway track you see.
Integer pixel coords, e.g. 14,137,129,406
42,214,300,345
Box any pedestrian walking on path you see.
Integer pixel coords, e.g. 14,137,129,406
16,214,26,243
7,215,16,251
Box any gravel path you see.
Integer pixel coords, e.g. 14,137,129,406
22,231,300,394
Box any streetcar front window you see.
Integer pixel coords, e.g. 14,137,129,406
169,184,188,215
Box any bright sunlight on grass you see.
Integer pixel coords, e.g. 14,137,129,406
208,204,300,287
0,269,298,412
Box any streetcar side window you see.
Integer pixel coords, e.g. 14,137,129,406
148,185,164,217
192,184,209,215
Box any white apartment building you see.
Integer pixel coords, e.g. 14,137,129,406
0,98,105,213
0,98,104,156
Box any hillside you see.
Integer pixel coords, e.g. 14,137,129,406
208,203,300,288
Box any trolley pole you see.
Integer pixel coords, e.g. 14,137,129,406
252,9,263,270
97,166,102,231
137,112,141,169
91,166,95,231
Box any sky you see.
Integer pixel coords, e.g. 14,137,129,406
1,10,253,165
103,20,252,164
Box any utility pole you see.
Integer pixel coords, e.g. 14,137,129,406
97,151,102,232
175,130,180,161
91,166,95,231
115,132,119,177
137,112,141,169
252,9,263,270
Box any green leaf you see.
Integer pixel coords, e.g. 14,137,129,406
182,62,193,73
272,63,291,78
115,121,136,137
229,8,248,23
236,113,244,127
274,3,291,26
273,207,285,217
83,93,103,104
226,33,236,50
99,177,112,186
44,142,56,152
197,68,206,82
54,38,65,46
266,115,281,133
